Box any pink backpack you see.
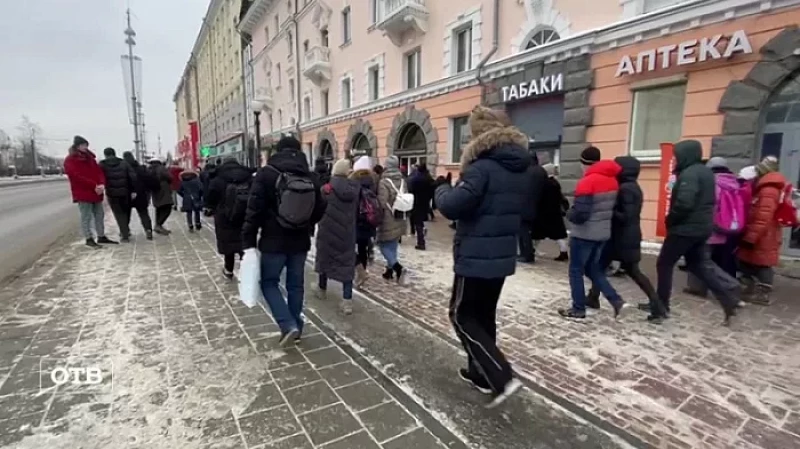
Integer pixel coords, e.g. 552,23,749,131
714,173,747,235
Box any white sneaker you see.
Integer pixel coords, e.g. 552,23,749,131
340,300,353,315
486,378,523,409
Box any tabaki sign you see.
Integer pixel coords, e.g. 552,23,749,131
502,73,564,103
614,30,753,77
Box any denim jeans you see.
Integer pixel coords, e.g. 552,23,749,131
378,240,399,267
260,252,308,335
318,273,353,300
185,210,201,228
569,237,622,312
77,202,105,240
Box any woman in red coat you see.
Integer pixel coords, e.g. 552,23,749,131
737,156,786,305
63,136,117,248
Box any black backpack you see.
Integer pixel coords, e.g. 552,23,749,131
223,179,252,225
266,165,317,229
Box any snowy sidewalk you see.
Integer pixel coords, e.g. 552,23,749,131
318,218,800,449
0,214,458,449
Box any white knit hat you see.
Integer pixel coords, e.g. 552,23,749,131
738,165,757,181
352,155,372,172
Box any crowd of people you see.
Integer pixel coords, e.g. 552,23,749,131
62,104,793,409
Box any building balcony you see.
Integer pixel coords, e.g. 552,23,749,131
376,0,429,46
254,87,273,110
303,46,331,86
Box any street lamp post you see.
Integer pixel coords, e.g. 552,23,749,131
251,100,264,168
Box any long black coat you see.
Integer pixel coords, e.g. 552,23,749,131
532,177,569,240
314,176,359,282
609,156,644,264
205,161,254,255
178,171,204,212
99,156,136,199
521,162,547,223
122,155,155,209
408,169,434,222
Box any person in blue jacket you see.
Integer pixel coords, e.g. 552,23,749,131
435,106,528,409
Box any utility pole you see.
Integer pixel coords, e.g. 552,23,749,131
157,133,162,157
125,9,141,160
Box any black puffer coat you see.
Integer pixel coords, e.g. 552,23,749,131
532,177,569,240
521,158,547,223
314,175,359,282
122,152,154,208
408,168,434,222
610,156,644,263
313,157,330,186
99,156,136,199
205,160,254,255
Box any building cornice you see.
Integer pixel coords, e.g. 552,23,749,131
238,0,278,34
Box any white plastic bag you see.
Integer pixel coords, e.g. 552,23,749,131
238,249,263,308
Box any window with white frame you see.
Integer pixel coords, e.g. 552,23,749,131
321,29,329,47
303,97,312,121
287,31,293,56
303,39,309,53
368,65,380,101
321,89,329,115
274,14,279,32
289,79,296,102
264,26,270,42
341,77,352,109
643,0,683,13
276,63,282,87
405,49,421,89
278,109,283,127
370,0,378,24
451,116,470,164
525,27,560,50
342,7,351,45
454,25,473,73
268,112,273,131
628,83,687,158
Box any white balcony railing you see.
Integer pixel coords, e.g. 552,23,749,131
375,0,429,46
303,46,331,85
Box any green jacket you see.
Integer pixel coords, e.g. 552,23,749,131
666,140,715,238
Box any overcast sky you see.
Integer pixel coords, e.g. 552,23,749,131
0,0,209,158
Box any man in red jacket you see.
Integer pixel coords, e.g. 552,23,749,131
168,162,184,210
64,136,117,248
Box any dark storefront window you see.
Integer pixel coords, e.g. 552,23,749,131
451,116,470,164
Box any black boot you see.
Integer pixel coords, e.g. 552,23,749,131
554,252,569,262
146,230,153,240
382,267,394,281
393,263,405,284
86,238,101,249
97,236,118,244
188,226,195,233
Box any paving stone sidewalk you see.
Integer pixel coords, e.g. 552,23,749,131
0,214,458,449
309,218,800,449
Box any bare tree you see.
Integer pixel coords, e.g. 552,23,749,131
15,116,44,175
0,128,10,176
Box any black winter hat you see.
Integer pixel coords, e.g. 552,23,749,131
73,135,89,147
103,147,116,157
580,146,601,165
278,134,301,151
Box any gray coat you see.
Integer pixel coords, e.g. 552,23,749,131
377,163,407,243
314,176,359,282
149,163,174,208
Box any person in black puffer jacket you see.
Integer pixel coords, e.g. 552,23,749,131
586,156,658,315
313,157,330,186
518,152,547,263
122,151,154,239
435,106,528,407
100,147,136,242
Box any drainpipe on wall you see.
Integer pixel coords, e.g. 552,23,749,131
238,29,253,167
475,0,500,105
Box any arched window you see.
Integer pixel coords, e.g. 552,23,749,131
525,27,560,50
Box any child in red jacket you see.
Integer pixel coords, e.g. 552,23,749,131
63,136,117,248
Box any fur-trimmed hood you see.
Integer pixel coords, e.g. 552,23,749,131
349,168,378,192
460,106,530,173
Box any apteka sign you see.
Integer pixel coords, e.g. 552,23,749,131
615,30,753,77
502,73,564,103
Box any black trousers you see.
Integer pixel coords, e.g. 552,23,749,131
224,252,244,272
412,218,425,247
518,221,535,261
589,261,658,305
185,210,201,228
656,235,737,316
155,205,172,227
356,238,370,269
449,275,513,394
108,197,131,238
133,202,152,232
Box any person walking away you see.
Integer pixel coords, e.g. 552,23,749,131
737,156,787,305
64,136,116,248
558,147,626,320
206,157,255,279
408,162,434,250
518,153,547,263
586,157,659,321
122,151,155,240
367,164,385,263
376,156,408,282
99,147,137,242
314,159,360,314
313,156,331,185
683,157,747,298
351,156,380,286
652,140,739,324
435,106,528,408
242,135,326,345
178,169,204,232
532,163,569,261
200,158,220,193
148,158,174,234
169,162,184,211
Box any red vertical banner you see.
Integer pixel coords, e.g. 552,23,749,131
188,121,199,169
656,142,676,238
